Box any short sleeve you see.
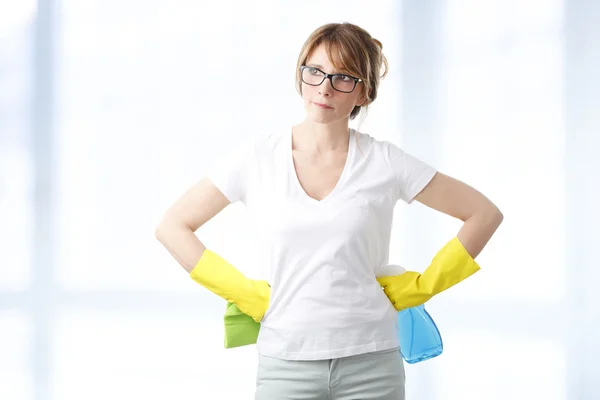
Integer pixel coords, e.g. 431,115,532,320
385,141,437,204
206,138,256,204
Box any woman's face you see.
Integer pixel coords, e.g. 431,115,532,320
301,43,365,125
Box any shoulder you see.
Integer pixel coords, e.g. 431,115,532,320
354,129,435,177
230,129,288,160
256,130,288,151
352,129,401,161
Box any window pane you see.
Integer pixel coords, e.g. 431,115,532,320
442,0,563,49
0,311,33,400
0,0,35,291
0,146,33,291
439,3,565,302
51,310,258,399
54,0,239,291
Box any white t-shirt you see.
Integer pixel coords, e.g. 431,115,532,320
207,128,437,361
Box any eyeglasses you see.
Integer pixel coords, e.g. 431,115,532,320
299,66,363,93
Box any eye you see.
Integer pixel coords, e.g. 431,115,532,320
307,67,321,75
338,75,352,81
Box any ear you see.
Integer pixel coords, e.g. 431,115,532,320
356,88,369,107
356,94,368,107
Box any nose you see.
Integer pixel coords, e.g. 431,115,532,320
318,76,334,97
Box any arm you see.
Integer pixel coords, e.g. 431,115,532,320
413,172,504,258
155,177,269,322
155,177,230,273
377,171,503,310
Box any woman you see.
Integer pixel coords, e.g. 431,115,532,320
156,22,503,400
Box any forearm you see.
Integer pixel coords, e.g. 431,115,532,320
456,205,503,259
155,223,206,273
156,223,269,321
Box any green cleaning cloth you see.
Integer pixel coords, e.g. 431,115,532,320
224,301,260,348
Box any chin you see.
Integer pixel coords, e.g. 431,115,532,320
308,115,332,124
306,110,338,125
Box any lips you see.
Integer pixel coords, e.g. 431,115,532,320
313,102,333,109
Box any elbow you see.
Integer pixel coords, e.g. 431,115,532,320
155,224,165,243
155,222,169,245
482,204,504,235
155,216,178,245
468,203,503,229
155,216,192,245
497,209,504,226
491,205,504,227
462,203,503,226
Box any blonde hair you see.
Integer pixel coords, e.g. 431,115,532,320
295,22,389,120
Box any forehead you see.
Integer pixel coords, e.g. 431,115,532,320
305,42,347,74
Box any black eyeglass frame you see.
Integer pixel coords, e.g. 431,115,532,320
299,65,363,93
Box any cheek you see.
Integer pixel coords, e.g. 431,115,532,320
339,95,360,113
301,83,318,98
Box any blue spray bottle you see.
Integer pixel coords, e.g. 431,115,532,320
376,264,444,364
397,303,443,363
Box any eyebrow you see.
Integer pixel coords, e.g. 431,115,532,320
306,64,350,74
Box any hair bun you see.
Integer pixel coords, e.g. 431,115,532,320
372,38,383,50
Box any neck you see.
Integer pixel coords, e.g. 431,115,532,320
293,118,351,153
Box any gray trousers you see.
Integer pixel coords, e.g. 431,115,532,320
255,347,405,400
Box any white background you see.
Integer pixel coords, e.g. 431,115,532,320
1,0,599,399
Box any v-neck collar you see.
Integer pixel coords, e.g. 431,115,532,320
288,128,356,206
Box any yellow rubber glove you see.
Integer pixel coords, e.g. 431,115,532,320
377,236,481,311
190,249,270,323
